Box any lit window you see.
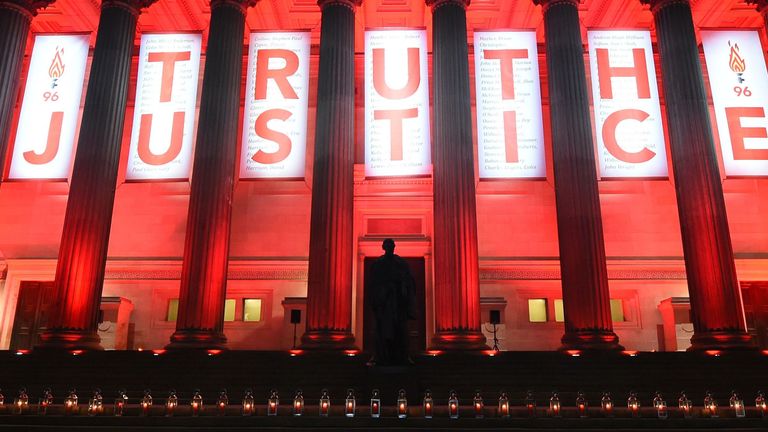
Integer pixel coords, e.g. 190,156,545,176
610,299,625,322
166,299,179,322
224,299,236,322
528,299,547,323
244,299,262,322
554,299,564,322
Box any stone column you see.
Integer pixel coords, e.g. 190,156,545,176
0,0,53,182
428,0,486,350
533,0,622,351
301,0,360,349
641,0,753,350
167,0,257,350
38,0,155,350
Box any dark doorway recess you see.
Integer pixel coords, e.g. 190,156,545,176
363,257,426,354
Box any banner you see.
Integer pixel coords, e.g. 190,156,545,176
474,30,546,179
9,34,89,179
702,29,768,176
365,28,431,177
588,30,668,178
126,33,201,180
240,31,310,179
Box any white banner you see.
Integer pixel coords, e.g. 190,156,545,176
588,30,668,178
9,34,89,179
474,30,545,179
240,31,310,179
365,29,431,177
702,29,768,176
126,33,201,180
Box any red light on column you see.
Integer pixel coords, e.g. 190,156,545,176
565,350,581,357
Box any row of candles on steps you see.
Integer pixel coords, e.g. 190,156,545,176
1,387,767,419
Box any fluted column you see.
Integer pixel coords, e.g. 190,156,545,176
428,0,485,350
167,0,257,350
533,0,622,351
301,0,360,349
642,0,753,350
37,0,155,350
0,0,53,183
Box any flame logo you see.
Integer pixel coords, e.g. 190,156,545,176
729,41,746,74
48,47,65,79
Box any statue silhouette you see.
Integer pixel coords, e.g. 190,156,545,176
368,239,416,366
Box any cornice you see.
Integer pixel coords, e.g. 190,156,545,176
747,0,768,16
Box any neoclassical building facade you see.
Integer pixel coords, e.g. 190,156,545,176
0,0,767,353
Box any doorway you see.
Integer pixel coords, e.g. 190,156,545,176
362,257,426,354
10,281,55,350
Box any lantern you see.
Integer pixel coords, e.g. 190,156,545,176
0,388,4,409
397,389,407,419
165,390,178,417
729,391,745,418
38,388,53,416
242,389,255,416
704,391,718,418
370,389,381,418
498,391,510,418
627,391,640,418
114,389,128,417
64,389,78,416
601,392,613,417
191,390,203,417
319,389,330,417
473,391,484,418
217,390,228,416
14,388,28,415
653,392,667,420
678,392,692,419
140,389,153,417
88,389,104,416
345,389,356,418
524,390,535,418
268,389,279,416
293,390,304,416
576,391,588,418
549,392,561,418
448,390,459,419
423,390,433,419
756,391,767,418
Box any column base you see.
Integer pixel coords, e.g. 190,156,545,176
560,330,624,352
166,329,228,350
300,330,356,350
36,329,103,351
431,330,489,350
688,331,756,352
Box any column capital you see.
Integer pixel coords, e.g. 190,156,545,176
102,0,157,16
0,0,55,20
318,0,361,11
210,0,259,15
639,0,690,14
426,0,469,12
747,0,768,15
532,0,580,13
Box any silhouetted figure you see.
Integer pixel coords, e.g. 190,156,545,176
369,239,416,366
